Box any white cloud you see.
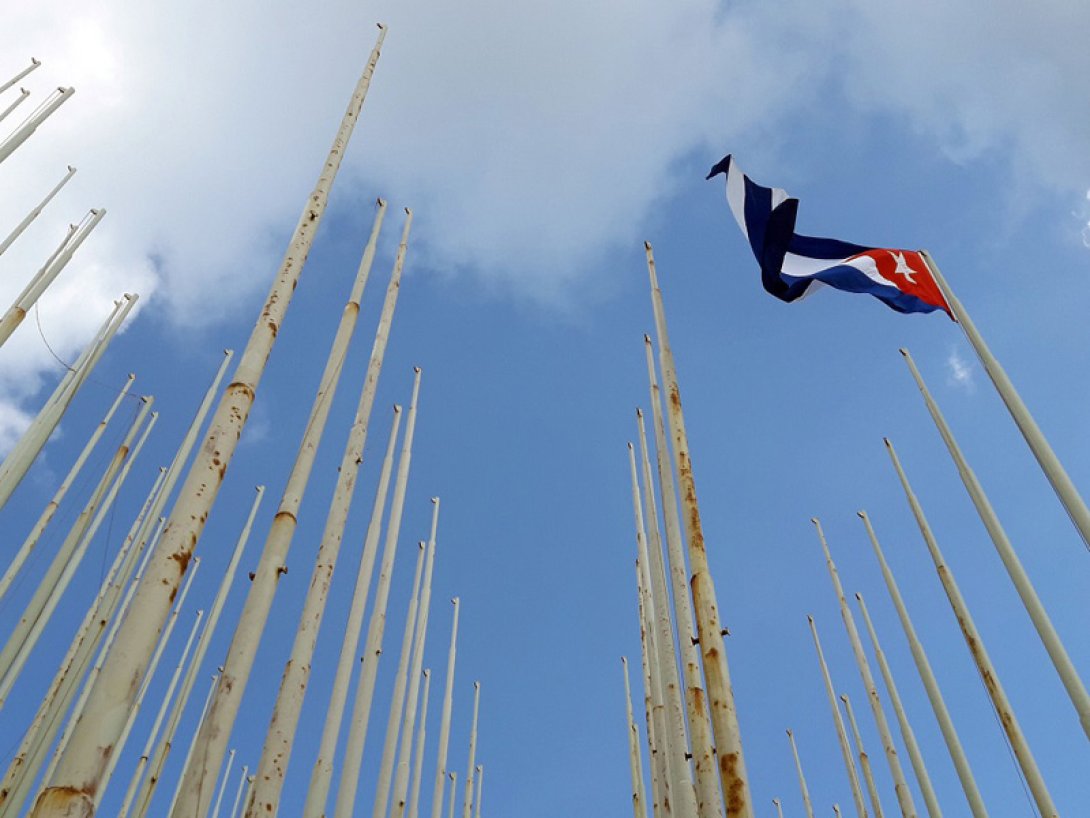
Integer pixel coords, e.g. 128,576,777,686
946,347,976,392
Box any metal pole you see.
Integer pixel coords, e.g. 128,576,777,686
812,519,916,818
408,669,432,818
0,164,76,257
643,342,720,818
883,438,1058,817
645,242,751,818
227,766,249,818
786,730,815,818
392,500,441,818
623,657,649,818
0,58,41,96
429,599,460,818
303,405,402,818
901,346,1090,739
211,749,236,818
840,694,885,818
166,675,220,818
773,799,784,818
635,563,665,818
461,682,481,818
807,616,868,818
473,766,483,818
0,373,133,604
38,26,387,816
446,773,457,818
858,506,989,818
854,594,942,818
368,541,428,818
922,251,1090,552
182,199,394,818
133,485,264,818
0,88,30,124
249,228,415,815
0,207,107,348
0,86,74,166
333,366,423,818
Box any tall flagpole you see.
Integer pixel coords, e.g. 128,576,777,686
179,197,394,817
461,681,481,818
854,594,941,818
884,438,1058,818
0,165,76,258
635,560,666,818
773,799,784,818
901,347,1090,740
31,27,387,816
0,88,30,124
786,730,815,818
429,599,461,818
857,507,988,818
623,657,649,818
840,694,885,818
446,772,457,818
211,749,236,818
165,674,219,818
0,58,40,96
0,86,75,166
812,520,916,818
645,242,752,818
408,669,432,818
807,616,868,818
922,251,1090,552
227,766,249,818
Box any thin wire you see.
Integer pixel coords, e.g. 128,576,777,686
33,300,140,402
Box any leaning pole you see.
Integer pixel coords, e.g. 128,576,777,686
29,26,387,818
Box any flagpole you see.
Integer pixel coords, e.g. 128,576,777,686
635,417,695,817
807,615,868,818
921,251,1090,552
302,405,403,818
408,669,432,818
227,765,249,818
635,559,666,818
473,766,483,818
857,507,988,818
884,438,1058,818
447,772,457,818
0,164,76,258
429,599,461,818
773,799,784,818
31,27,387,815
180,199,395,816
623,657,650,818
643,342,721,818
645,242,752,818
131,485,265,818
812,519,916,818
840,694,885,818
165,674,219,817
786,730,816,818
462,681,481,818
211,749,236,818
0,86,75,166
0,88,30,124
901,347,1090,739
0,58,40,96
854,593,941,818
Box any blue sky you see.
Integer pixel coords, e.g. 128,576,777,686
1,1,1090,817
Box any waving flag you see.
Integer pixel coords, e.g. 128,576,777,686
706,155,952,318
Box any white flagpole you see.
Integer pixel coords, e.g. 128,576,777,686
884,437,1058,818
0,207,106,348
303,404,402,818
130,485,264,818
392,500,441,818
0,164,73,257
645,242,751,817
0,86,74,166
408,669,432,818
333,367,423,818
834,805,843,818
0,88,30,124
182,199,393,816
249,246,415,815
807,615,868,818
634,560,665,818
429,599,461,818
786,730,816,818
812,519,916,818
840,694,885,818
643,340,721,818
901,346,1090,739
854,593,942,818
623,657,649,818
858,507,988,818
165,674,219,817
369,541,428,818
32,27,387,816
773,799,784,818
922,251,1090,552
0,58,40,96
446,772,457,818
473,766,483,818
461,681,481,818
0,372,133,604
211,749,236,818
227,765,249,818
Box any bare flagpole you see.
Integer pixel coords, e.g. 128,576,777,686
922,251,1090,552
0,164,76,258
634,560,665,818
623,657,649,818
473,766,483,818
0,86,75,166
884,438,1058,818
446,773,457,818
786,730,816,818
408,669,432,818
461,682,481,818
0,88,30,124
857,508,988,818
645,242,751,817
428,599,461,818
901,347,1090,740
0,58,41,96
840,695,885,818
165,674,220,817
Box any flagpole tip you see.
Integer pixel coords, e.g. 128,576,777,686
855,591,863,602
474,680,480,689
809,517,819,526
898,347,909,357
635,407,643,419
451,596,459,605
393,404,402,414
806,614,814,624
418,540,425,550
404,206,412,216
431,496,439,504
376,197,386,207
643,333,651,344
643,240,652,251
839,694,848,703
67,164,76,172
377,22,386,29
785,728,793,737
413,365,421,374
626,441,633,451
856,510,867,519
31,58,41,66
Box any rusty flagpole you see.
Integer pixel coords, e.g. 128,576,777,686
645,242,752,817
623,657,650,818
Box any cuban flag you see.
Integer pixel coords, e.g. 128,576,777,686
706,155,952,319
